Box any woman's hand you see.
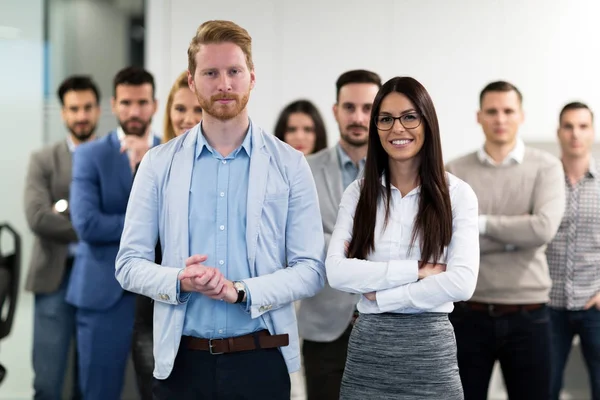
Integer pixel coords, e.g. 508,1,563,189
418,263,446,280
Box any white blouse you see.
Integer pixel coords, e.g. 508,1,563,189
326,173,480,314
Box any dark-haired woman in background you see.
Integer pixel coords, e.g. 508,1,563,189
326,77,479,399
274,99,328,155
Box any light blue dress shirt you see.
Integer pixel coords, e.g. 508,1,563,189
337,143,366,191
182,123,268,339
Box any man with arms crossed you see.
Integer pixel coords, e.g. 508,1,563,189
116,20,325,399
547,102,600,400
297,69,381,400
24,75,100,400
446,81,565,399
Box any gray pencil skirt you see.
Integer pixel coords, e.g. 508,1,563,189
340,312,464,400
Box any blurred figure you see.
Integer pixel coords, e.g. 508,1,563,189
24,75,100,400
326,76,478,399
274,99,327,155
297,69,381,400
547,102,600,400
446,81,566,400
162,71,204,142
68,67,161,400
131,70,202,400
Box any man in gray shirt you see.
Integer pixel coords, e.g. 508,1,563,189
446,81,565,400
547,102,600,400
297,69,381,400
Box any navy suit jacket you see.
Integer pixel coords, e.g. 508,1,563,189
67,131,160,310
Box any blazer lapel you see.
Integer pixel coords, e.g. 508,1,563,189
246,124,270,273
169,129,197,260
322,147,343,211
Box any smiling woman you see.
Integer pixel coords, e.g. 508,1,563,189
325,76,480,399
162,71,203,143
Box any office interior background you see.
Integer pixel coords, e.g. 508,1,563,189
1,0,600,398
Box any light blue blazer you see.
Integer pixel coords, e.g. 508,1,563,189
115,121,326,379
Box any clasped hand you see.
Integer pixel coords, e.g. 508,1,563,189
178,255,238,303
120,135,150,172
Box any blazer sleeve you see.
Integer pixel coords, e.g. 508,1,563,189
242,155,327,318
24,151,78,243
115,150,182,305
69,145,126,244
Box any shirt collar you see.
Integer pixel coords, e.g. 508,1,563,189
196,121,253,159
477,138,525,166
117,126,156,148
378,174,421,197
586,157,598,178
336,142,366,169
66,136,76,153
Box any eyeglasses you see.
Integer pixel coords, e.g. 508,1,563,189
375,112,422,131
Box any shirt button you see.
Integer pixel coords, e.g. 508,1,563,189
220,192,225,197
219,260,224,265
219,329,223,334
219,225,225,231
222,160,227,164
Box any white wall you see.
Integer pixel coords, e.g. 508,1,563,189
0,0,43,397
45,0,133,146
147,0,600,161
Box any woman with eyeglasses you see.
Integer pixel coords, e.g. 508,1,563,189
326,76,479,399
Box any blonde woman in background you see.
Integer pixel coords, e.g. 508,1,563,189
131,70,202,400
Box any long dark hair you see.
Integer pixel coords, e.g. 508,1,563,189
274,100,328,154
348,77,452,265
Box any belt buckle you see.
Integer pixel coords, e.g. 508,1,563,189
208,339,224,355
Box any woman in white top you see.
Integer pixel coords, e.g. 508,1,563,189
326,76,479,399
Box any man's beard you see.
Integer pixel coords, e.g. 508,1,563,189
197,90,250,121
119,117,151,137
340,123,369,147
67,121,96,142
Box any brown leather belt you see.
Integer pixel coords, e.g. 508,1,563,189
182,330,289,355
463,301,545,317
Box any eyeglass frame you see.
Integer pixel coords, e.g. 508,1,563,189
374,111,423,131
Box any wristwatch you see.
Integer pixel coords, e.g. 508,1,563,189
233,281,246,304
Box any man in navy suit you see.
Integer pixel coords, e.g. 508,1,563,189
68,66,161,400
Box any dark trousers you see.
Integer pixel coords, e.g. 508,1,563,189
153,344,290,399
449,303,551,400
550,307,600,400
132,295,154,400
32,259,81,400
302,325,351,400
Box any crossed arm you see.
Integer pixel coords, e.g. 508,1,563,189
326,180,480,312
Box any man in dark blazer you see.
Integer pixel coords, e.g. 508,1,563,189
67,66,160,400
24,75,101,400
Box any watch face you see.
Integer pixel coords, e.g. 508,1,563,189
55,199,69,213
233,282,245,291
